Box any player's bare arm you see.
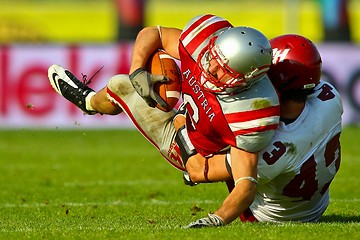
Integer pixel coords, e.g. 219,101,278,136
129,26,182,108
185,147,259,227
129,26,181,73
185,153,231,183
214,148,258,224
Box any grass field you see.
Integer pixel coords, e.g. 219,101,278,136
0,126,359,239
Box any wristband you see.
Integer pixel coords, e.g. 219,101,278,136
175,125,197,165
234,176,258,185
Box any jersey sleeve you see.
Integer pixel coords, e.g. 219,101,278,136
236,131,276,153
222,77,280,152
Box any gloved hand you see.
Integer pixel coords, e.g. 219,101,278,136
183,171,198,187
184,213,224,228
129,68,169,108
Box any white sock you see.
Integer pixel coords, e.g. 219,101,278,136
85,91,96,111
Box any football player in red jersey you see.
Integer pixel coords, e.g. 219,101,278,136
184,34,343,227
48,14,280,227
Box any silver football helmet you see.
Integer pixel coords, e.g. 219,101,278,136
198,26,272,94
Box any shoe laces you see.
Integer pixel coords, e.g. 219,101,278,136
81,66,104,85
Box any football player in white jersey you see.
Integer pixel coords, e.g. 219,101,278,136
48,14,280,227
184,34,343,227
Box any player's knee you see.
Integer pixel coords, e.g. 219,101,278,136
108,74,134,95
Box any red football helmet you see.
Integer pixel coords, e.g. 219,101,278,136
267,34,322,94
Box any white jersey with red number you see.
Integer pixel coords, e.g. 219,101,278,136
250,81,343,222
178,14,280,156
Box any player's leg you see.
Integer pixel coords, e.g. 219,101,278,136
106,74,185,171
90,87,122,115
48,64,184,170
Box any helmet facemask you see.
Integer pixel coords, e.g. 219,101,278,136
197,28,272,94
197,37,248,94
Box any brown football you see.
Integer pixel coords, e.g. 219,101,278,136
146,49,182,112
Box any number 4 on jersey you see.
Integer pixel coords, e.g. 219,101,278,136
282,133,341,201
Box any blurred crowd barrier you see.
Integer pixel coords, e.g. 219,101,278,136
0,0,359,128
0,44,134,129
0,0,359,43
0,43,359,129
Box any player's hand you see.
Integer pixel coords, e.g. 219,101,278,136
184,213,224,228
129,68,169,108
173,102,187,131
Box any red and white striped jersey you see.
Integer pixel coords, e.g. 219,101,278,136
178,14,280,156
251,81,343,222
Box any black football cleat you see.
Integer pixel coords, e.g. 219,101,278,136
48,64,97,115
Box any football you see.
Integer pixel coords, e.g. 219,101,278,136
146,49,182,112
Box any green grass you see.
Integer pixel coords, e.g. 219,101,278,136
0,126,359,239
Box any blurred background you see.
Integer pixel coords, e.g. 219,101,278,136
0,0,358,43
0,0,359,128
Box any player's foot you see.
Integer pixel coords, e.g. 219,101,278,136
48,64,97,115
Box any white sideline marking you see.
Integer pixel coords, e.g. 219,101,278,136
0,199,218,208
63,179,179,187
1,225,174,233
1,199,359,209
